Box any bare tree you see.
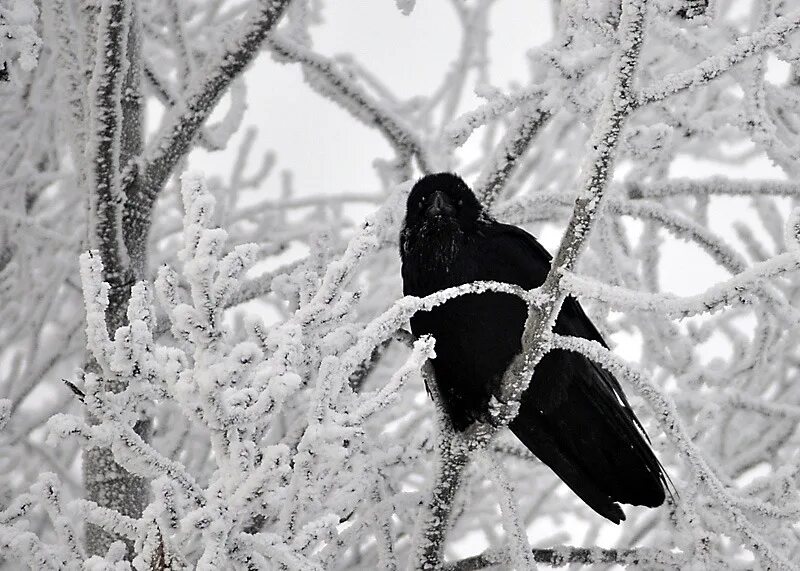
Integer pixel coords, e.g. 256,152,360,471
2,0,800,569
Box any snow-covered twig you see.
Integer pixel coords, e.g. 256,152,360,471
561,251,800,318
474,104,551,207
636,9,800,107
480,454,535,570
443,86,547,149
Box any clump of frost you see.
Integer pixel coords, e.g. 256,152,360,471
0,0,41,82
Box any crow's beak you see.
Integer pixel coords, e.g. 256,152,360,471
427,191,456,218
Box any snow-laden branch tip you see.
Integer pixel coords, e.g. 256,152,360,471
442,85,548,149
561,251,800,319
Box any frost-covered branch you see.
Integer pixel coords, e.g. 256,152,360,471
494,0,649,426
410,423,470,570
445,545,683,570
624,177,800,198
268,35,432,178
636,9,800,107
123,0,292,203
561,251,800,318
474,104,551,207
442,86,547,150
87,0,131,287
413,1,651,567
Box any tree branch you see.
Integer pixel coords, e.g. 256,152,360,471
122,0,292,203
267,35,432,177
474,104,551,208
442,86,546,149
635,9,800,107
410,419,471,570
561,251,800,319
444,545,683,570
142,63,217,151
492,0,648,425
624,177,800,198
87,0,130,288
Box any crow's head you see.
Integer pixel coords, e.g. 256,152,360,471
404,172,484,233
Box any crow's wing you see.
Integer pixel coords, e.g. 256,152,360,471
512,350,667,522
482,223,668,520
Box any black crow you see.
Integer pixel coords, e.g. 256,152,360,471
400,172,669,523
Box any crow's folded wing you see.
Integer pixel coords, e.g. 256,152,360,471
512,349,668,520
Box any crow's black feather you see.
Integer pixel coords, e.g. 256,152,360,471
400,172,670,523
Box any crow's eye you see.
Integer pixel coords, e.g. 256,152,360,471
456,199,464,207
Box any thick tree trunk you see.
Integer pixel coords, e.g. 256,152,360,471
82,0,149,557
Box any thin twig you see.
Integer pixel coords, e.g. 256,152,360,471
475,104,551,208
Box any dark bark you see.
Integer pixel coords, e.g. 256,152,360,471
83,1,149,557
119,0,292,281
445,546,681,570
